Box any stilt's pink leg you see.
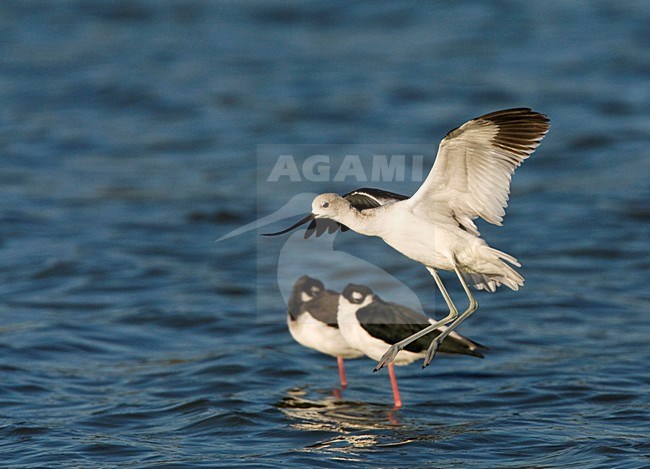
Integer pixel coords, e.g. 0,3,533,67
337,356,348,389
388,363,402,408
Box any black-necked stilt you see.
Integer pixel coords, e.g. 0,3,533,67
266,108,549,370
288,276,363,388
338,283,484,408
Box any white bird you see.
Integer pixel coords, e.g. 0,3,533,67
338,283,484,408
287,276,363,388
266,108,550,370
264,187,409,239
272,190,425,313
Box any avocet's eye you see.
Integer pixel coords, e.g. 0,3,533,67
321,201,329,208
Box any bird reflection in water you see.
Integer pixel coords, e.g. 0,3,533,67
277,387,402,432
276,388,485,454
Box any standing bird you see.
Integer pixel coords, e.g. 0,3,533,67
287,276,363,388
265,108,549,370
338,284,484,408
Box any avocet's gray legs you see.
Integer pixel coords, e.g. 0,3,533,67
423,267,478,367
374,267,459,371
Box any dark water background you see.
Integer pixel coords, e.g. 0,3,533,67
1,1,649,467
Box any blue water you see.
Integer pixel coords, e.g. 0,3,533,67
1,1,649,466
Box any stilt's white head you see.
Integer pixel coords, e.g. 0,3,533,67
288,276,324,320
340,284,374,308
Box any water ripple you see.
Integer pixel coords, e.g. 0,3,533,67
0,0,648,466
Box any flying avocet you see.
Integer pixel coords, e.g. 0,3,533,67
266,108,549,370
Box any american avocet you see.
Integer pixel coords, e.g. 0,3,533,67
338,284,484,408
264,188,408,239
266,108,549,370
288,276,363,388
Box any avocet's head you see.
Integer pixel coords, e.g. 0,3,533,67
262,193,350,238
341,284,374,308
289,276,325,320
311,193,349,220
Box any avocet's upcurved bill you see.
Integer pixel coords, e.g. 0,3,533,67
263,188,408,239
287,276,363,389
337,283,484,407
265,108,550,370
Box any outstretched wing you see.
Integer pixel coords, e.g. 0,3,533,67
408,108,549,235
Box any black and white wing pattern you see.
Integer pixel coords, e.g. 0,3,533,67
263,187,408,239
356,296,484,357
344,188,410,209
303,288,341,327
288,276,340,326
304,188,409,238
408,108,549,235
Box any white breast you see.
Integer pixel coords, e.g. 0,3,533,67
287,312,362,359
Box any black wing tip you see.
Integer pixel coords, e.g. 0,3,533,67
480,107,550,126
445,107,550,140
480,108,551,151
436,340,486,358
461,338,488,358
